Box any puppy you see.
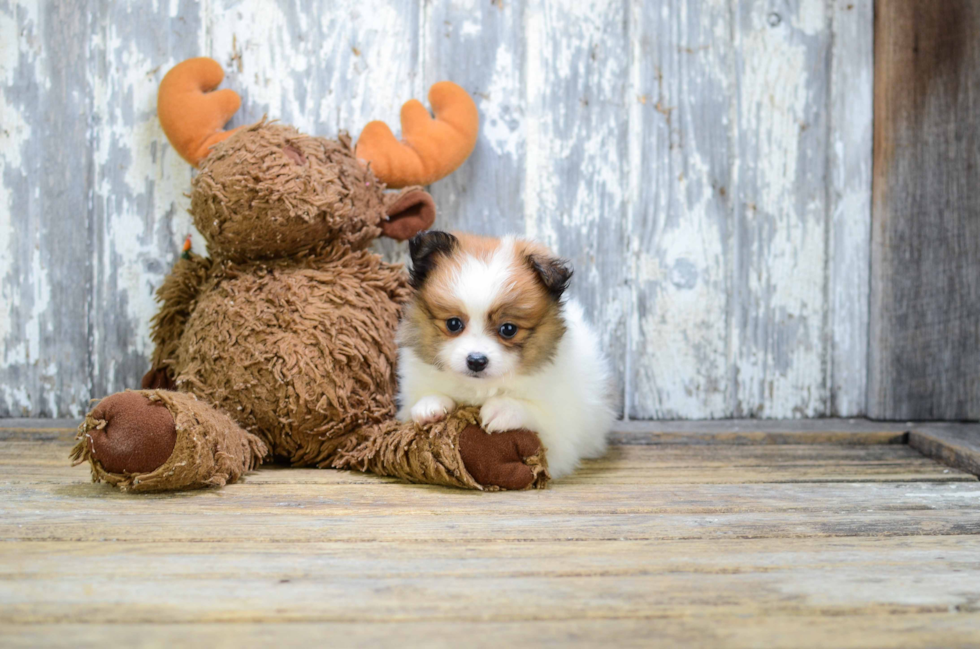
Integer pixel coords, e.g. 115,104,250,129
396,231,616,479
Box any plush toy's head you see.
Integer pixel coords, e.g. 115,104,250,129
188,121,437,260
158,58,478,261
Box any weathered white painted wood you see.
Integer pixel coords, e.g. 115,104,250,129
525,0,631,414
0,0,876,419
88,0,202,401
421,0,526,238
729,0,831,417
827,0,872,416
208,0,420,136
630,0,872,419
628,0,733,419
0,1,95,417
204,0,422,267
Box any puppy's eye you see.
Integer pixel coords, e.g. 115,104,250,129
446,317,465,333
498,323,518,339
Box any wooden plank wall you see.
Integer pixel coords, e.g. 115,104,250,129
0,0,873,420
870,0,980,421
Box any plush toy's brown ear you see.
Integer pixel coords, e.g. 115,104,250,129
381,188,436,241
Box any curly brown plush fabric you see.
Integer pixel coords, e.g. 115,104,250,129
172,245,409,466
330,407,548,491
72,120,550,493
191,122,386,261
147,251,212,376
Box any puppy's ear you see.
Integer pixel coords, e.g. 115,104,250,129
527,254,573,301
408,230,458,289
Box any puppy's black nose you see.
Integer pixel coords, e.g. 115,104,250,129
466,353,489,373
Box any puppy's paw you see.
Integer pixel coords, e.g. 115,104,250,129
480,397,530,433
411,395,456,425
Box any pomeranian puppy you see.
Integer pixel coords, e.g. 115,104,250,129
396,231,616,479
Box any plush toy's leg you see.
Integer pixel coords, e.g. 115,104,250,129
142,252,212,390
71,390,267,493
328,407,550,491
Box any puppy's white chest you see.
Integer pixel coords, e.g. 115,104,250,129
446,380,509,407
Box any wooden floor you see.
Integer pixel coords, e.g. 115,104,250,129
2,420,980,648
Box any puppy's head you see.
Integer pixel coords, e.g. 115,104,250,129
402,231,572,380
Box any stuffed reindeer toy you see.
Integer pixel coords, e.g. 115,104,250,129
71,58,548,492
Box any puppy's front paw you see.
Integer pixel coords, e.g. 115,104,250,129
480,397,530,433
411,395,456,425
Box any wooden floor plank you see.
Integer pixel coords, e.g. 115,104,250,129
910,424,980,477
4,442,973,486
2,537,979,626
0,417,913,444
5,490,980,546
2,514,976,543
1,423,978,647
3,617,980,649
3,478,979,516
611,419,910,445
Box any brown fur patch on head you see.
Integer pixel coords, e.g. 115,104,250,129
402,232,505,367
400,241,465,367
453,232,503,261
399,300,444,368
487,238,568,373
408,230,459,289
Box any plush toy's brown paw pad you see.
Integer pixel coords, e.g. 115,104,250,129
85,392,177,474
458,425,549,490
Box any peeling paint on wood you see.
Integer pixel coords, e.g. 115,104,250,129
421,0,526,237
827,0,872,418
0,0,874,419
628,0,733,419
1,1,94,417
523,0,631,415
730,0,831,418
88,0,203,404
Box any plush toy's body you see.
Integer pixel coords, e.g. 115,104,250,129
71,59,549,493
163,247,405,465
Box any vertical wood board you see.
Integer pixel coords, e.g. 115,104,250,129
87,0,203,401
729,0,831,418
628,0,733,419
870,0,980,420
524,0,632,413
0,1,95,417
827,0,872,417
421,0,527,238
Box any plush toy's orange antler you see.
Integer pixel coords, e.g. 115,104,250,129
158,58,242,167
355,82,479,188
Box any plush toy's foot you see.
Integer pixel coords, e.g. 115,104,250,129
71,390,267,493
330,406,549,491
458,425,546,490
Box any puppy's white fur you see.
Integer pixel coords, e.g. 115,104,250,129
397,235,616,480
